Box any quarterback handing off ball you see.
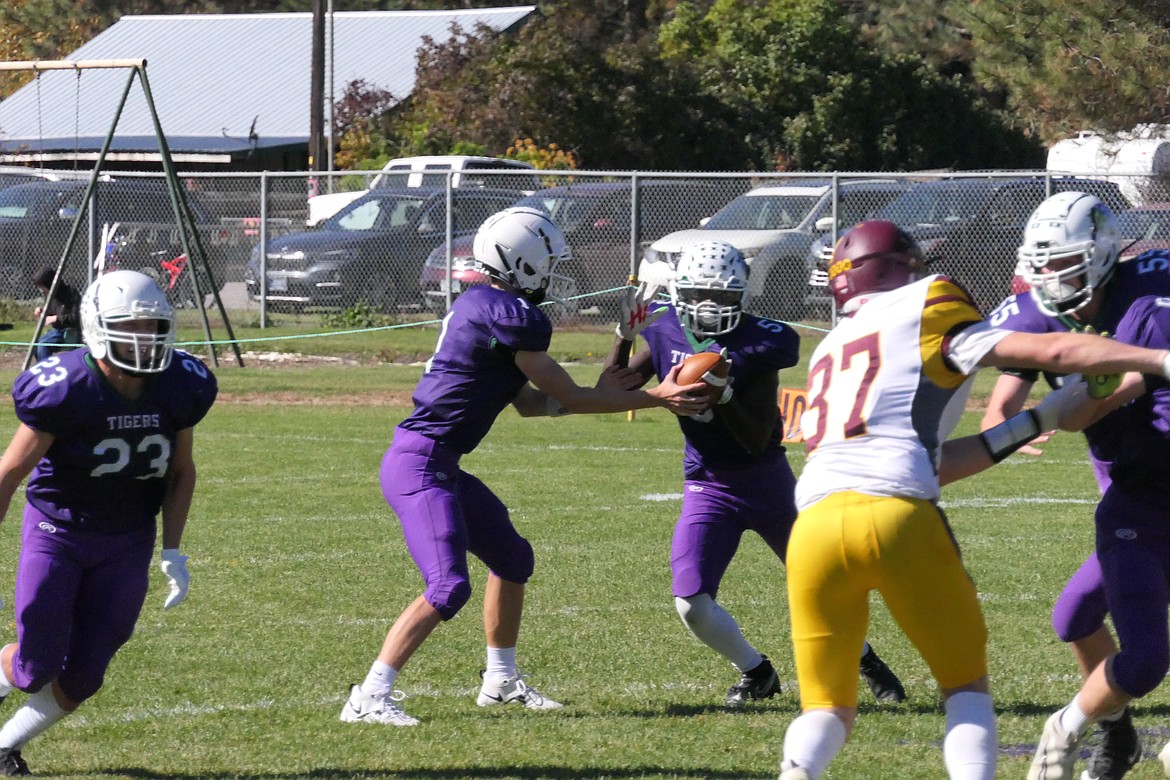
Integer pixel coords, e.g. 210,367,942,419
678,351,731,406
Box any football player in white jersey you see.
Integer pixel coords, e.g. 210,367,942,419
777,220,1170,780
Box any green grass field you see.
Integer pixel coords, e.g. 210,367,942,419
0,318,1168,779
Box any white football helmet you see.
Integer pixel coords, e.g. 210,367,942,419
472,206,571,302
81,270,176,374
1016,191,1121,316
670,240,749,337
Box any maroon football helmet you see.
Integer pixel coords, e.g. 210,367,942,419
827,220,927,313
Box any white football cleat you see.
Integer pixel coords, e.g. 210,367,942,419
1029,708,1083,780
339,684,419,726
477,673,562,710
779,760,812,780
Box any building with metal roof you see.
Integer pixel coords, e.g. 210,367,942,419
0,6,535,170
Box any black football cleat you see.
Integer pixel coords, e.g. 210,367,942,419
726,655,781,706
860,645,906,703
1082,708,1141,780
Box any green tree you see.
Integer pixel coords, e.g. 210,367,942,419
959,0,1170,142
393,5,751,169
660,0,1039,170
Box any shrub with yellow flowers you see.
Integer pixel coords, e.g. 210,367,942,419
505,138,579,171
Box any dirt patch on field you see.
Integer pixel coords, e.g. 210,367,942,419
217,390,414,406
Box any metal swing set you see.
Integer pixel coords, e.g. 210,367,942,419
0,58,244,370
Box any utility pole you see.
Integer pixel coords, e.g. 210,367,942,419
308,0,326,198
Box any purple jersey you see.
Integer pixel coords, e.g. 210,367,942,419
399,285,552,454
988,249,1170,383
640,304,800,472
1091,295,1170,492
987,250,1170,489
12,348,217,534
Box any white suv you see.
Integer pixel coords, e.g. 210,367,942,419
307,155,539,226
638,178,909,320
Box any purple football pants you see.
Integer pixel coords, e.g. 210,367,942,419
1094,485,1170,698
1050,459,1113,643
380,428,534,621
671,457,797,599
1051,553,1108,643
12,504,154,703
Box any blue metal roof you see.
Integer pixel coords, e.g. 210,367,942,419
0,7,534,158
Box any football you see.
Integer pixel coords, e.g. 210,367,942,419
676,351,730,404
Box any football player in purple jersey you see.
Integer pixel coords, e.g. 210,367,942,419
340,207,708,727
603,240,906,708
982,192,1170,779
0,270,216,776
1027,294,1170,779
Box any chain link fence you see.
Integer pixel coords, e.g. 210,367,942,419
3,168,1168,324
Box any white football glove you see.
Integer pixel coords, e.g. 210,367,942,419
712,347,733,405
615,281,667,340
1031,374,1089,431
160,548,190,609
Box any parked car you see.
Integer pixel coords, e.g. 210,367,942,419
0,178,237,298
1116,202,1170,257
306,156,541,226
500,179,744,315
246,186,522,310
419,233,581,321
805,177,1131,315
638,178,911,320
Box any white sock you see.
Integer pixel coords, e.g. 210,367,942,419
360,660,398,697
943,691,997,780
674,595,762,672
782,709,848,779
485,646,517,684
1059,697,1091,735
0,687,68,750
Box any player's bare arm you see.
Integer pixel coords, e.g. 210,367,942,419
515,349,707,416
983,330,1170,377
1055,371,1148,432
982,373,1050,457
0,425,53,523
599,346,654,392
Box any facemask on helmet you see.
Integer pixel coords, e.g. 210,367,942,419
472,206,571,303
670,240,749,338
827,220,926,315
81,270,176,374
1016,191,1120,316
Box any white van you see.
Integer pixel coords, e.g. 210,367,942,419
307,155,539,226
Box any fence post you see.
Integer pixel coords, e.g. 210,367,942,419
259,171,269,329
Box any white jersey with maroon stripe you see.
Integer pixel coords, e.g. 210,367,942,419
795,275,1010,509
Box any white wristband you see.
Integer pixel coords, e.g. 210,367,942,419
716,384,733,404
1162,351,1170,381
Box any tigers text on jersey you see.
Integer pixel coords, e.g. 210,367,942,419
795,276,1008,509
399,284,552,455
12,348,217,533
640,303,799,471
